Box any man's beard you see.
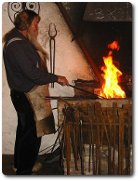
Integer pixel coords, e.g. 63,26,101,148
28,30,48,61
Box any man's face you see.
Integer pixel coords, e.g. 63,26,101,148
28,16,40,38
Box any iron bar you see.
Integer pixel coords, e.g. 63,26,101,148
68,84,106,99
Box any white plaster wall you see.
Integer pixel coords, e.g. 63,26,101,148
2,2,95,154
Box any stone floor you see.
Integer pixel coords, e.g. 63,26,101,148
2,151,64,176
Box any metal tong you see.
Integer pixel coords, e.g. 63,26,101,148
48,23,57,88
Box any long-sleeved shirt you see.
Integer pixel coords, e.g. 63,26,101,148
3,28,58,92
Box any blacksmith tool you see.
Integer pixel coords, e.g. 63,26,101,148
63,106,79,172
48,23,57,88
68,84,106,99
88,104,96,174
62,106,72,175
51,123,64,153
88,116,92,173
69,107,79,171
79,118,84,175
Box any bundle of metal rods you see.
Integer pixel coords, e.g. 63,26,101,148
60,102,132,175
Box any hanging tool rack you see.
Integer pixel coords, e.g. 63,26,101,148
57,98,132,175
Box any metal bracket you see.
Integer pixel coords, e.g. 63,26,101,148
7,2,40,23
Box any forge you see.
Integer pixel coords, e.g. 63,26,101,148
56,2,132,175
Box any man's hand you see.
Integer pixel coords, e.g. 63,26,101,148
57,75,69,86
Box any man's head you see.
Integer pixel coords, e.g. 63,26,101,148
14,10,40,37
13,9,47,60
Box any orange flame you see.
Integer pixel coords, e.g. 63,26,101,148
100,41,126,99
108,40,120,51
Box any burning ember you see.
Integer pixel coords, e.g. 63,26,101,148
100,41,126,99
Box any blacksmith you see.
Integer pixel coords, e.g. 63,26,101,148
3,9,69,175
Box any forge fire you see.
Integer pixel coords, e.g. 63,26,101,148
100,41,126,99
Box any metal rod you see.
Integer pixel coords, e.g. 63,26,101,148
52,39,56,88
68,84,106,99
45,96,101,100
51,123,63,153
49,39,52,74
79,119,84,175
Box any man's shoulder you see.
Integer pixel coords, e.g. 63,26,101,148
6,37,23,47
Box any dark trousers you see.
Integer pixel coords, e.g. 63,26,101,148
10,90,41,175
